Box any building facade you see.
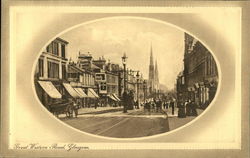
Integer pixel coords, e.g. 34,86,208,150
177,33,218,109
34,38,69,110
67,62,97,107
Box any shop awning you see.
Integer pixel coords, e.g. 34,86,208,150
87,88,99,98
38,81,62,99
108,94,118,101
74,88,88,98
112,94,121,101
63,83,81,98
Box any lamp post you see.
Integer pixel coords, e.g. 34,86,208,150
122,53,127,113
136,71,140,109
143,80,147,103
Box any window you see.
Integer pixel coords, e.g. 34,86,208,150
48,61,59,78
100,82,107,91
62,64,67,79
38,58,44,77
181,76,185,85
52,42,59,56
46,44,52,53
61,44,65,58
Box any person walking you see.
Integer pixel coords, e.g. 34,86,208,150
186,99,192,116
151,100,155,112
144,100,150,114
164,101,168,109
94,100,99,109
191,101,198,116
73,99,79,118
135,100,139,109
184,100,189,115
156,99,162,112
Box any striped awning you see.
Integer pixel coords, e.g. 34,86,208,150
38,81,62,99
74,88,88,98
108,94,118,101
87,88,99,98
112,94,121,101
63,83,81,98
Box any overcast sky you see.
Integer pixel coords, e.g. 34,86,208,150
60,18,184,90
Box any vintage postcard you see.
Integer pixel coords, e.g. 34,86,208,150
1,1,249,158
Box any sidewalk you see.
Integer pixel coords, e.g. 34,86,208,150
168,109,204,130
78,106,123,115
162,108,178,117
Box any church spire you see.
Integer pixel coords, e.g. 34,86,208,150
148,43,155,92
150,43,154,66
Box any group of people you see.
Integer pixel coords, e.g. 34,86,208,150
142,98,176,115
178,99,198,117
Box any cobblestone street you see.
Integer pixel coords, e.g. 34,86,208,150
59,106,204,138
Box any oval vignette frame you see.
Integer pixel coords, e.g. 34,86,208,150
31,16,222,141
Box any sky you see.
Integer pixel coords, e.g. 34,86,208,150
60,18,184,90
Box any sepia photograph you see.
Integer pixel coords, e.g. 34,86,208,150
1,1,249,158
33,18,219,138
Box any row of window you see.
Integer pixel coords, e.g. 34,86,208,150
205,55,217,76
106,74,118,84
38,58,66,80
107,85,118,94
46,41,66,58
80,74,95,86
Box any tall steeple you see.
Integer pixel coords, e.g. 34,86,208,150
148,43,155,92
150,43,154,66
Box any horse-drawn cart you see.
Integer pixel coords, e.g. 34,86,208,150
49,101,74,118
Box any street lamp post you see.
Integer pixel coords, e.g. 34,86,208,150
136,71,140,109
122,53,128,113
143,80,147,103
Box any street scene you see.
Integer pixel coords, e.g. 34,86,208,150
34,18,218,138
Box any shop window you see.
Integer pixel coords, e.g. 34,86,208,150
48,61,59,79
62,64,67,80
38,58,44,77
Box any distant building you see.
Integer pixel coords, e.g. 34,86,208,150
127,70,136,93
67,62,97,107
77,53,120,104
77,52,93,70
176,71,185,103
177,33,218,108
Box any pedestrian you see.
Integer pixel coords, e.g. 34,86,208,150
184,100,189,115
177,101,186,118
73,99,79,118
156,99,162,112
159,99,162,111
135,100,138,109
191,101,198,116
186,99,192,116
151,101,155,112
163,101,167,109
147,101,151,114
94,100,99,109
